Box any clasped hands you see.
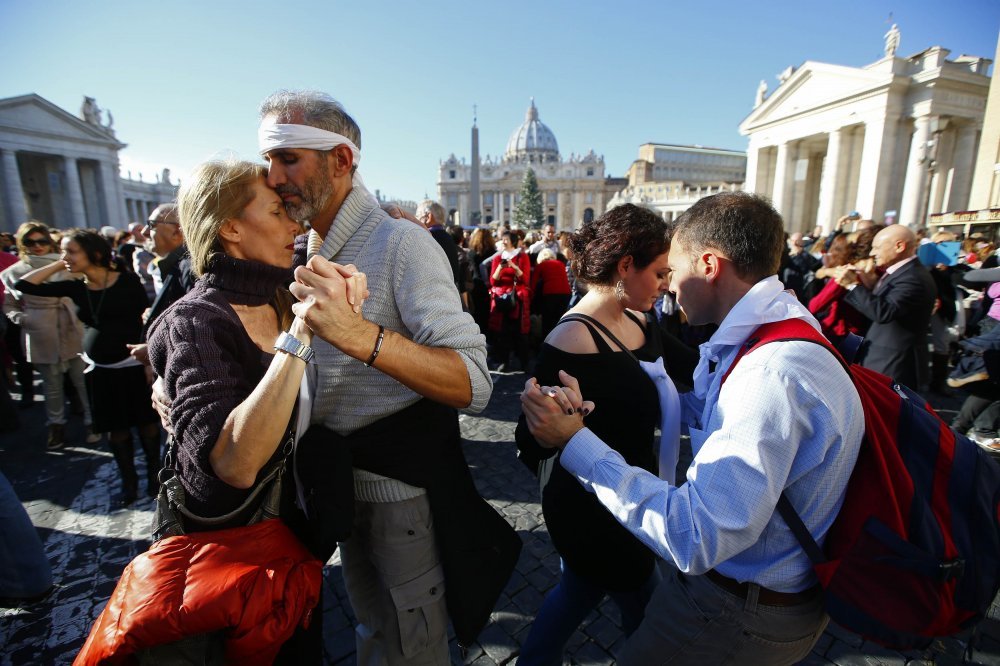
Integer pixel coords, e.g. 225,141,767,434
520,370,596,449
289,256,370,352
150,256,369,433
833,258,877,290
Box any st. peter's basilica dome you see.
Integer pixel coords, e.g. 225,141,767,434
504,98,559,163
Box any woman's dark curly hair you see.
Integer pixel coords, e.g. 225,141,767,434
569,204,671,286
850,227,879,263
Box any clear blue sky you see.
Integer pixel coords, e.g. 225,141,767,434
2,0,998,204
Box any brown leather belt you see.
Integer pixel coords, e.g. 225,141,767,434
705,569,822,607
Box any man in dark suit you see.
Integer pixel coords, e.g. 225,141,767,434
126,204,195,370
840,224,935,388
416,199,462,293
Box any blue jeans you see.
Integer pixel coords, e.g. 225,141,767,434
519,560,661,666
0,470,52,599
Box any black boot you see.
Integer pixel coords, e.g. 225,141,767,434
108,435,139,506
140,431,162,498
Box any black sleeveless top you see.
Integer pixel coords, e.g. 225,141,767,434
515,310,662,591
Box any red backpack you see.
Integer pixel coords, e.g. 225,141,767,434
724,318,1000,649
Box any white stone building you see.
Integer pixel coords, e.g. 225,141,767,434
437,99,619,229
0,94,177,233
740,41,992,233
607,143,746,221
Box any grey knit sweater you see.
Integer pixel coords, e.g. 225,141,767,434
307,187,491,432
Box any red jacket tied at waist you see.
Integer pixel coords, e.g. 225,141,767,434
74,519,322,666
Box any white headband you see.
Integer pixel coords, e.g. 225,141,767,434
257,120,361,167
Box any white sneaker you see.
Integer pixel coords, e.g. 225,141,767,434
85,428,103,444
971,433,1000,452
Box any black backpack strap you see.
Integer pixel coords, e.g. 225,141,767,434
776,493,827,565
560,313,639,363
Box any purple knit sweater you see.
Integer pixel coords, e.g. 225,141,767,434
147,255,293,519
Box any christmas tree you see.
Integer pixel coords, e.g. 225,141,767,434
513,167,544,229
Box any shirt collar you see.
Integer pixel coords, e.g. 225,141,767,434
885,255,917,276
692,275,819,399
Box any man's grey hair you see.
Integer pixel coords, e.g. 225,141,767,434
417,199,447,227
259,90,362,153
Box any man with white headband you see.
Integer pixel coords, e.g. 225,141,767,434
257,90,515,664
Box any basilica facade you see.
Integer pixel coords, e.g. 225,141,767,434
436,100,622,229
740,37,992,233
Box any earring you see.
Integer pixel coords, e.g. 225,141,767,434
614,280,625,302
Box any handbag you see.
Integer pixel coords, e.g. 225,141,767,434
495,289,517,313
152,414,295,540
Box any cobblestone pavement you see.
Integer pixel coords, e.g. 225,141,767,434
2,371,1000,665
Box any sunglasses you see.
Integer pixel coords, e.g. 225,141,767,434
146,219,179,230
23,238,51,247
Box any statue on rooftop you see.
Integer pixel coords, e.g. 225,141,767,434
80,96,100,125
754,80,768,108
884,24,900,58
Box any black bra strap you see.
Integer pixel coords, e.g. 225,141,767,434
560,314,614,353
560,313,639,364
623,309,646,328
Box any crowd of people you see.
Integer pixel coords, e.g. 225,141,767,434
1,87,998,665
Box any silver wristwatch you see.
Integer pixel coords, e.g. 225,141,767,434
273,331,315,364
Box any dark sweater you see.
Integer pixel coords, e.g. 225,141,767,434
147,255,293,520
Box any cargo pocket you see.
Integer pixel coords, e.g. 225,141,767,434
389,565,447,659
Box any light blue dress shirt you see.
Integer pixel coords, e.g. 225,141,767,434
560,277,864,592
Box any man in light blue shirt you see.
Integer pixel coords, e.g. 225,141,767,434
521,192,864,665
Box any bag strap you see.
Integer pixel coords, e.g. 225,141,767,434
559,313,641,364
719,318,849,567
161,402,299,527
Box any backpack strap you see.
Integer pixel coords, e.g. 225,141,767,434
720,318,848,385
719,317,851,567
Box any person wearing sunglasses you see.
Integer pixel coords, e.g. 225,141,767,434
1,222,99,448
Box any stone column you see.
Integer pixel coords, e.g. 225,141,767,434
63,156,88,227
929,128,957,214
1,149,28,228
771,141,797,220
99,160,123,228
816,129,844,232
744,144,761,193
899,116,932,227
854,116,897,221
947,122,979,212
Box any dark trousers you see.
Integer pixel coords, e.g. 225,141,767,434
954,394,999,434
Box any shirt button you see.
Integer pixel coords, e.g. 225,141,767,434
430,587,437,595
407,529,415,536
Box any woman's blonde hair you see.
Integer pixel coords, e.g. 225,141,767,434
537,248,557,263
179,159,294,328
179,160,267,278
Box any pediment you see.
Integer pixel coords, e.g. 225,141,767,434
740,62,893,133
0,94,124,148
